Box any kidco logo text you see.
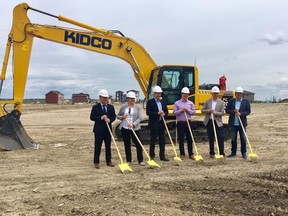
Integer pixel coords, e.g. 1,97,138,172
64,31,112,50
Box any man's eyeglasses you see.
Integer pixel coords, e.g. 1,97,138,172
128,108,131,114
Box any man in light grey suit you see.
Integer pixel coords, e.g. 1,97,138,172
201,86,225,158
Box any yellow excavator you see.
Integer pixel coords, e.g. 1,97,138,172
0,3,234,150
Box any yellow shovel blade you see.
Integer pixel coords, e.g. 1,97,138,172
118,163,132,173
248,153,259,158
215,154,224,159
147,160,161,168
194,155,204,162
173,156,182,161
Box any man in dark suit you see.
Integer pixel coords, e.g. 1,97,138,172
90,89,116,169
225,87,251,159
146,86,169,161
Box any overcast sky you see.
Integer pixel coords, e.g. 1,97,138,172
1,0,287,101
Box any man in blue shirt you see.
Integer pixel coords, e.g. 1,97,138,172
225,87,251,159
146,86,169,161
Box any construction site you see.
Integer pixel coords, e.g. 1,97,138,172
0,2,287,215
0,102,287,215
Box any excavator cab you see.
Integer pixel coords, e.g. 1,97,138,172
146,65,233,142
148,65,198,114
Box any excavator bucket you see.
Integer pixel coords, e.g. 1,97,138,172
0,110,38,150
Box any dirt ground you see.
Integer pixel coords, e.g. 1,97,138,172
0,103,287,216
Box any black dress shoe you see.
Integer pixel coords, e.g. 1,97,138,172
227,154,236,158
160,157,170,161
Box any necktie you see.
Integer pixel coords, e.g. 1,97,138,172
102,105,107,114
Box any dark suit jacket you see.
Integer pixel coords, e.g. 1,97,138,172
225,98,251,127
90,103,116,134
146,98,168,129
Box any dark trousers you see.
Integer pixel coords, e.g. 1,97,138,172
231,125,247,155
149,122,166,159
121,128,143,163
177,122,193,157
94,129,112,164
206,119,224,155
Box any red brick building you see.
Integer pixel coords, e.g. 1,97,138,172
72,93,90,104
45,91,64,104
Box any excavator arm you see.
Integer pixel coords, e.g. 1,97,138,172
0,3,158,150
0,3,234,150
1,3,157,113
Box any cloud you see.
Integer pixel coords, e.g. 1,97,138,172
250,76,288,100
270,76,288,88
1,0,288,101
258,31,288,46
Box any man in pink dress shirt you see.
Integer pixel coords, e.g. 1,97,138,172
173,87,196,160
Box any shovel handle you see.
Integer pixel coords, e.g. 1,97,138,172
237,115,254,154
125,119,151,160
210,113,221,155
161,115,179,157
175,119,178,145
126,120,161,167
105,121,124,164
184,111,199,155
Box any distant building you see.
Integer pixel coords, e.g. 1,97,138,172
115,91,124,102
45,91,64,104
72,92,90,104
243,90,255,103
